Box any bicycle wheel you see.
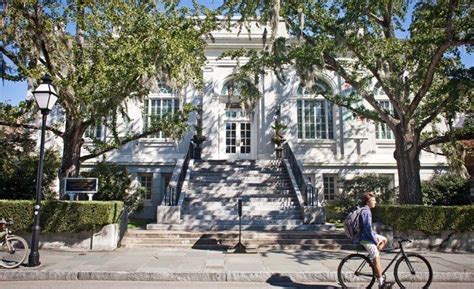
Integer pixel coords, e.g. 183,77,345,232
337,254,375,289
394,253,433,289
0,236,29,269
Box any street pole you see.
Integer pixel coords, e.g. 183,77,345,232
28,111,48,267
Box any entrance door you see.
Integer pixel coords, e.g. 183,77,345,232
225,121,252,158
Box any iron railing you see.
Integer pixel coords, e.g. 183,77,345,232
282,142,317,206
164,141,193,206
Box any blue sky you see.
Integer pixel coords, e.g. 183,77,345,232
1,0,472,106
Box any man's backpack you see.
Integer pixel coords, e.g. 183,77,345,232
343,207,365,240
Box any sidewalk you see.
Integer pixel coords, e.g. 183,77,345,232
0,248,473,283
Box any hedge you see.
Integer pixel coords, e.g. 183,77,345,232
0,200,124,233
372,205,474,234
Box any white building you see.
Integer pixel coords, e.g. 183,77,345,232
70,22,448,219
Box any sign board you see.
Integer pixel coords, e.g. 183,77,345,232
65,178,98,194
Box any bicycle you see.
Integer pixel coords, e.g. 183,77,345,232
337,238,433,289
0,218,29,269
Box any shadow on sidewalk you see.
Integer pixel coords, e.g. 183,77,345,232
266,273,341,288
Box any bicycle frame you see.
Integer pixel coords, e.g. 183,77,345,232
355,240,415,277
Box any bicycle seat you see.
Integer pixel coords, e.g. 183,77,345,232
394,236,412,243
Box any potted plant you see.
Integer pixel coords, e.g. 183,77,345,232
192,120,206,160
271,121,287,158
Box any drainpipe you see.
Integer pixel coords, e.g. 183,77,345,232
338,76,344,158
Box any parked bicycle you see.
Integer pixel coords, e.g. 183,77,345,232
0,218,29,269
337,238,433,289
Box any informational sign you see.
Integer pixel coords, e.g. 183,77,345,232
65,178,98,193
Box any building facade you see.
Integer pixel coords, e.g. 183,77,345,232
67,22,448,219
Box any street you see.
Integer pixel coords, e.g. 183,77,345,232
0,281,472,289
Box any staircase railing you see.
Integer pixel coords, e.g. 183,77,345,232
164,141,193,206
282,142,318,206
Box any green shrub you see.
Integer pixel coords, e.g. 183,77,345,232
0,200,123,233
0,126,61,199
326,174,397,223
421,173,470,206
372,205,474,233
326,202,345,223
82,161,131,201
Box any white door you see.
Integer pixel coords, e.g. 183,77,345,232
223,109,253,159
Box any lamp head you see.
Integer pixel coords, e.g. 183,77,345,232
33,75,58,112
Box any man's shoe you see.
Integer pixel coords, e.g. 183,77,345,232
379,281,395,288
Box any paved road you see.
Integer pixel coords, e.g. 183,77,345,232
0,281,472,289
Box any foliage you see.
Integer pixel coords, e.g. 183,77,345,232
372,205,474,234
0,110,61,199
337,174,397,208
219,0,474,204
81,161,143,212
422,173,470,206
81,162,131,201
271,121,287,147
0,200,123,233
0,1,218,180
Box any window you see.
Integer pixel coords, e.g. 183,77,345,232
375,100,394,140
143,98,179,139
85,123,103,140
138,173,153,199
296,81,334,140
323,175,337,201
297,100,334,139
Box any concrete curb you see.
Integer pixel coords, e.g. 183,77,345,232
0,271,472,283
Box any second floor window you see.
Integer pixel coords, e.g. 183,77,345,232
297,100,334,139
375,100,394,140
84,123,103,140
143,98,179,139
296,81,334,140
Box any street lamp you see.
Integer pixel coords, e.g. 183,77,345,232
28,74,58,267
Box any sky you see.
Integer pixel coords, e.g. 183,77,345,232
1,1,473,106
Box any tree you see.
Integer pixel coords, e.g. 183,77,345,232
0,1,216,192
0,103,60,199
220,0,473,204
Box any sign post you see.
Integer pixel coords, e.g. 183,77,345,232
64,178,98,200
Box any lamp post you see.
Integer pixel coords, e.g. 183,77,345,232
28,75,58,267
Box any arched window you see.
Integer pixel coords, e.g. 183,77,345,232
297,81,333,97
373,83,394,140
143,83,179,139
296,79,334,140
221,79,251,96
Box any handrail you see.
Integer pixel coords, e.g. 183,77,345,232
282,142,319,206
164,141,193,206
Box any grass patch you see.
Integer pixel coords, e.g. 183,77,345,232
128,218,152,229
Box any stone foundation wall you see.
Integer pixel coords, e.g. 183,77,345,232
375,224,473,252
18,224,119,251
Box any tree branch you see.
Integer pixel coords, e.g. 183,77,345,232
408,0,470,117
420,130,474,149
0,120,64,137
417,93,457,134
79,129,165,162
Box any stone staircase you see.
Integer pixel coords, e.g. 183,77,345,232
122,160,354,251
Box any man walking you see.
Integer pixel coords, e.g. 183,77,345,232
355,192,390,288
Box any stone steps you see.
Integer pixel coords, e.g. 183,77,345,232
121,229,355,251
180,214,302,221
181,202,299,210
146,222,334,231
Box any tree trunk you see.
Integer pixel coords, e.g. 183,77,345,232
393,131,423,204
58,118,86,195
